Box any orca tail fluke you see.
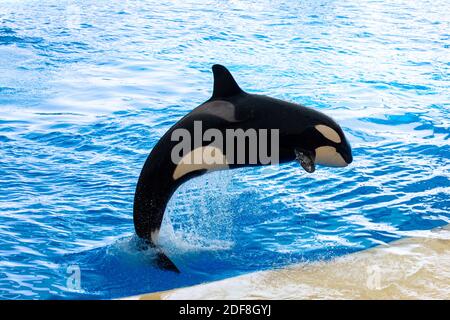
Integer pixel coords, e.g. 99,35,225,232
135,236,180,273
155,248,180,273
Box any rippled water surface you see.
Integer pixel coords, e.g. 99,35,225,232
0,0,449,299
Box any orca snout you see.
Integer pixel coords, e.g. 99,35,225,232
340,140,353,165
343,151,353,165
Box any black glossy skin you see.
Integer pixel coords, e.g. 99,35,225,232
134,65,352,246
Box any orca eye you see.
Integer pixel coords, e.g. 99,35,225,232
315,124,341,143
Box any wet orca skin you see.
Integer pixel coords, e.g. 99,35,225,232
134,65,353,271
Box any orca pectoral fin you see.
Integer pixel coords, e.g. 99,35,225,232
155,248,180,273
294,149,315,173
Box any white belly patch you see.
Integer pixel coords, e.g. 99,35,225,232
173,146,229,180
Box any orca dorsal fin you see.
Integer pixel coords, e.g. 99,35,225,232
211,64,244,99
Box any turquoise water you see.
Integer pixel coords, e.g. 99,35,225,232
0,0,449,299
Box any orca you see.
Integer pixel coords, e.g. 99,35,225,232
134,65,353,272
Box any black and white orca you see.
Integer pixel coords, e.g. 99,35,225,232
134,65,353,271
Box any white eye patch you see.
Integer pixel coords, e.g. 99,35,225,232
315,124,341,143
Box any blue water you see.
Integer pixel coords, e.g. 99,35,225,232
0,0,449,299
